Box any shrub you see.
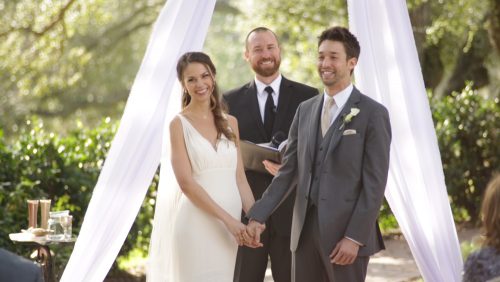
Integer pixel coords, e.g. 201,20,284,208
431,84,499,222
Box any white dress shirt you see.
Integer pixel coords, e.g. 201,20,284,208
255,74,282,123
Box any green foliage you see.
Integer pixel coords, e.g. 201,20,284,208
2,0,498,135
0,118,157,276
0,0,164,135
461,239,482,262
379,84,499,232
378,200,399,232
431,83,500,221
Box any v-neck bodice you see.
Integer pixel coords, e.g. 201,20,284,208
178,115,237,176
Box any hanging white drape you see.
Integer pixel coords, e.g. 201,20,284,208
60,1,216,281
348,0,463,281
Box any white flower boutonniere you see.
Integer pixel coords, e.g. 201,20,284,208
339,107,360,130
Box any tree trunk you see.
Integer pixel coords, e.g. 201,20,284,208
488,0,500,53
443,27,491,95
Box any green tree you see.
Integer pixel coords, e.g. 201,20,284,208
2,0,497,134
0,0,164,135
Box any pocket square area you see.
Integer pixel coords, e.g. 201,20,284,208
343,129,357,135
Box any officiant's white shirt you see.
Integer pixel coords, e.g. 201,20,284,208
255,74,282,123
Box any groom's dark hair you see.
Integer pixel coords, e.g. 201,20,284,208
318,27,360,60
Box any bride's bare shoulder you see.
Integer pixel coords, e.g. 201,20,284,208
169,115,183,132
225,114,239,132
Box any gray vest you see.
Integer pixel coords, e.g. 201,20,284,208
308,118,337,206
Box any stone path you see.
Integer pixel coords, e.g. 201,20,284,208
366,236,421,282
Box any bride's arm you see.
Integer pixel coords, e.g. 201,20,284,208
227,115,255,214
170,117,245,243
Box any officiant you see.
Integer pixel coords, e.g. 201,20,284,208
223,27,317,282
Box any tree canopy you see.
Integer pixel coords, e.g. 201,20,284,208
1,0,498,134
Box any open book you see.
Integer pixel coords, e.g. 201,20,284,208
239,140,287,174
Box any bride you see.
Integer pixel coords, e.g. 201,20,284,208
148,52,258,281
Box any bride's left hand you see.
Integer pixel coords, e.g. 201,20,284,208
223,217,247,246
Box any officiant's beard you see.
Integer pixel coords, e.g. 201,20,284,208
253,58,281,78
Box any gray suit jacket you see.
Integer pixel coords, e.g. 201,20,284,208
0,248,43,282
248,87,391,256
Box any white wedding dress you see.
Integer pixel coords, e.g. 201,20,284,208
164,114,242,281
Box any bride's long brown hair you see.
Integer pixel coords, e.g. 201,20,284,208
481,174,500,250
176,52,236,142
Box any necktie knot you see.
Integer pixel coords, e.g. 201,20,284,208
264,86,274,96
321,96,335,137
325,96,335,109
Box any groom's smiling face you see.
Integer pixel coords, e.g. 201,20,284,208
245,30,281,78
317,40,357,90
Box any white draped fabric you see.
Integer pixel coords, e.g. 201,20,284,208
348,0,463,281
60,0,216,281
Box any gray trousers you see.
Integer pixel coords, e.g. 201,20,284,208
293,206,369,282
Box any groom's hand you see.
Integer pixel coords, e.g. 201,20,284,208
244,220,265,248
329,238,360,265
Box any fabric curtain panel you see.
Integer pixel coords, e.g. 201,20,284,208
347,0,463,281
60,1,216,281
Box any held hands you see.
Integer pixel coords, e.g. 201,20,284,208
242,220,266,248
224,217,248,246
223,217,265,248
329,238,360,265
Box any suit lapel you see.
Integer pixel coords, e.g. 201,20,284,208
273,76,292,132
323,87,361,159
307,95,324,162
246,81,268,140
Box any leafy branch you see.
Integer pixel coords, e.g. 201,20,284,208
0,0,77,38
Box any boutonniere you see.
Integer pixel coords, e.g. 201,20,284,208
339,108,360,130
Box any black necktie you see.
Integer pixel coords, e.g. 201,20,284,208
263,86,275,139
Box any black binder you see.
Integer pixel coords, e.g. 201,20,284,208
239,140,285,174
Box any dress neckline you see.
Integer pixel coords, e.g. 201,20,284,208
178,114,221,152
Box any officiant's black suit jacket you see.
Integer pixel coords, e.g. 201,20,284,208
223,76,317,235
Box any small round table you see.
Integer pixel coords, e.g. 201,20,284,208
9,233,76,282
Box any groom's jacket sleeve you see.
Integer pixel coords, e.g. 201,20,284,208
344,105,391,246
246,104,302,223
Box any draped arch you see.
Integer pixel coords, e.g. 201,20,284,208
61,1,462,281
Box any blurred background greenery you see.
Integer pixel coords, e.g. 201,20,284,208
0,0,499,279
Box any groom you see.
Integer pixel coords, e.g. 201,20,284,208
246,26,391,281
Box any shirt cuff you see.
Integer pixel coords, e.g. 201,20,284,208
345,236,363,246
